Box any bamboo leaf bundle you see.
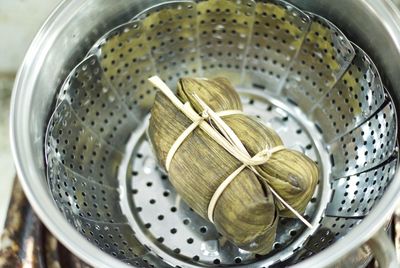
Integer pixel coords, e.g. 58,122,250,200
148,77,318,254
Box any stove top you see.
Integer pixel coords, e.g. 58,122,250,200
0,179,90,268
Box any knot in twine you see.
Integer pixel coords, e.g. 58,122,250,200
149,76,312,228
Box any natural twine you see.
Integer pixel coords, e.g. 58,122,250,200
149,76,312,228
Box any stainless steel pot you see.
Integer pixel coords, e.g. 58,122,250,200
10,0,400,267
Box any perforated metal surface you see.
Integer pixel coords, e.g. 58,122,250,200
282,13,355,113
197,0,255,84
56,55,139,150
329,101,397,178
326,157,398,217
44,0,398,267
88,21,158,118
132,1,201,88
242,0,310,93
283,216,367,264
46,101,122,187
311,44,386,143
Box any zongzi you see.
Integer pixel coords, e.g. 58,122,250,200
148,76,318,254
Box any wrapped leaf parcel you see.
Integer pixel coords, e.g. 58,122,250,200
148,77,319,254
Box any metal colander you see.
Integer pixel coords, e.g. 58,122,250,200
41,0,398,267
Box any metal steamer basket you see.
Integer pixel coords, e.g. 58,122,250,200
10,0,400,267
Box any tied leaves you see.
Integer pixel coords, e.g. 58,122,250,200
148,77,318,254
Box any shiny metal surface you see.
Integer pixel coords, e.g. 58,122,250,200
311,44,386,143
281,13,355,113
132,1,200,88
242,0,310,93
10,0,400,267
326,157,398,218
55,55,139,151
44,0,398,266
197,0,255,84
328,101,397,178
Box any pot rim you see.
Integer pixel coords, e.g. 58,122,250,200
9,0,132,267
